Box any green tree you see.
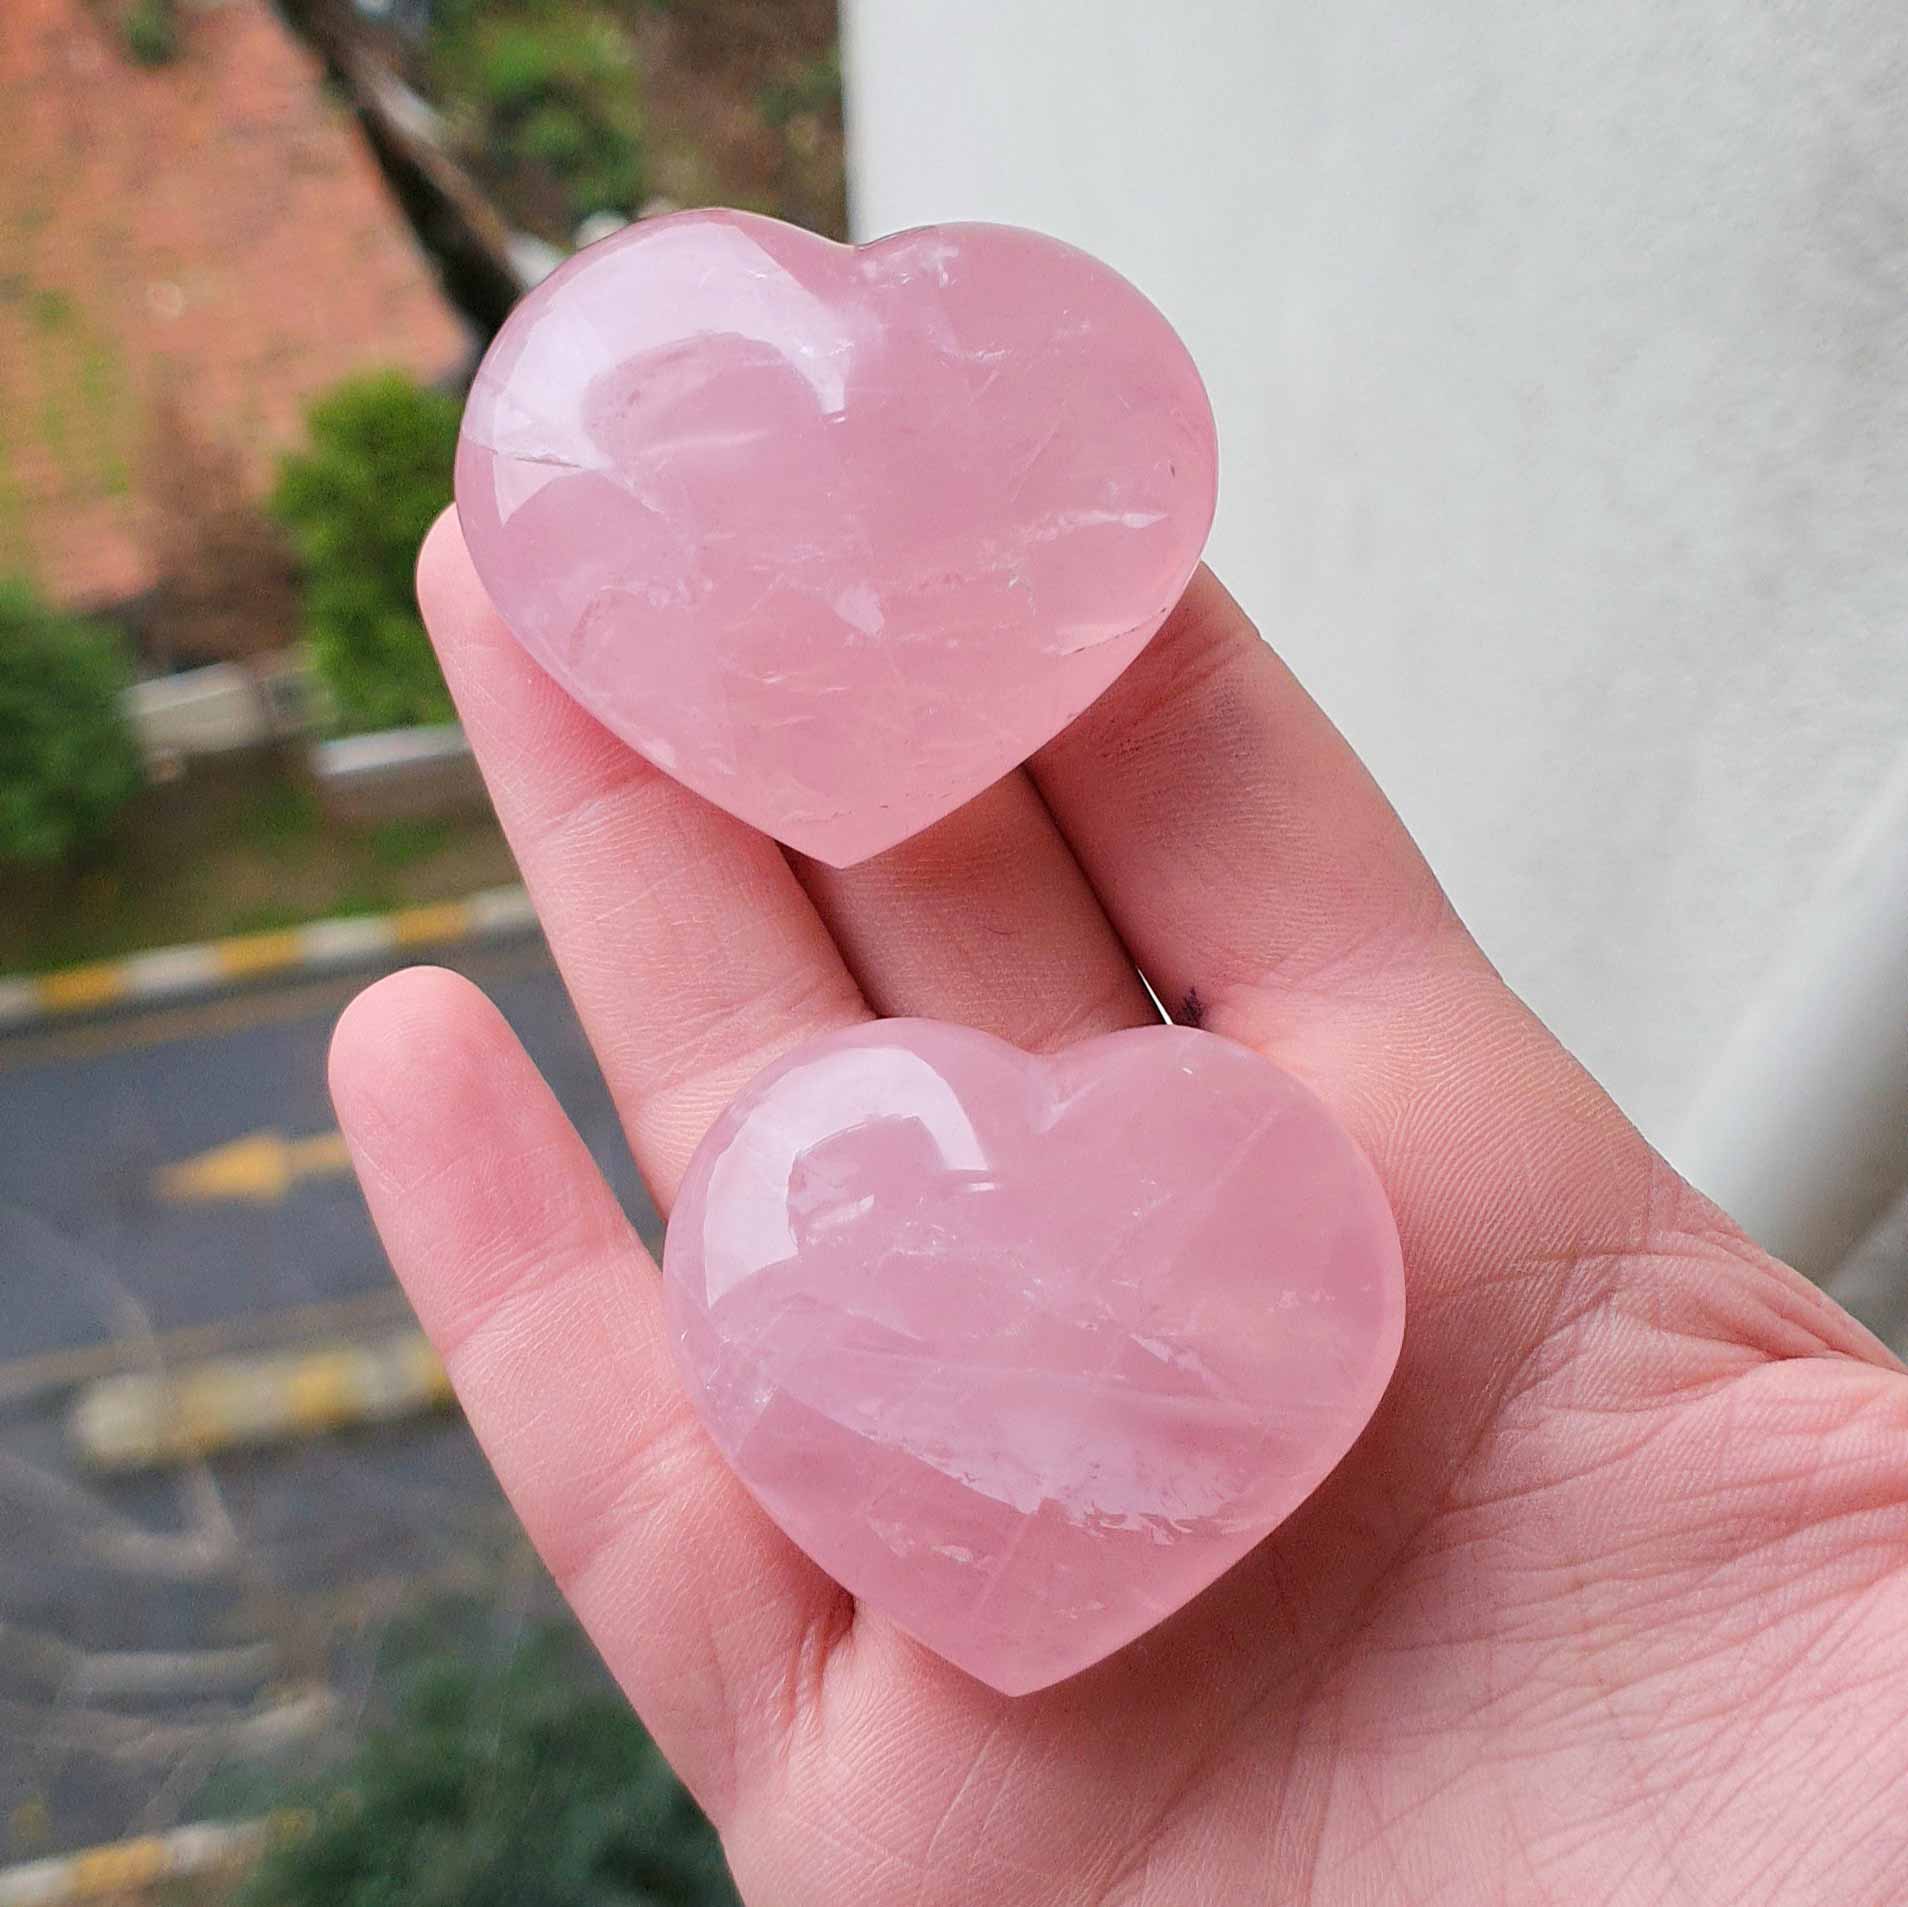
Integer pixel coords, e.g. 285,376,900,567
238,1619,739,1907
272,372,459,734
123,0,179,66
434,5,646,232
0,582,143,866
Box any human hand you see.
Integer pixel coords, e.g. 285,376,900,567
329,514,1908,1906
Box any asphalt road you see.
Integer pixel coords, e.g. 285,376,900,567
0,946,662,1856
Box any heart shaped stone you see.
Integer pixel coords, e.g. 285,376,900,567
663,1019,1404,1695
455,210,1218,865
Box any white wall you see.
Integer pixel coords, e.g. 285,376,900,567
843,0,1908,1263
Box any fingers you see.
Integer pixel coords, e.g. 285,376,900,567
1032,570,1880,1394
417,511,868,1207
1033,567,1463,1031
1028,569,1536,1270
791,774,1157,1051
329,967,841,1819
1029,566,1642,1216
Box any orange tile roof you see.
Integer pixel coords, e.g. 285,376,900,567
0,0,471,606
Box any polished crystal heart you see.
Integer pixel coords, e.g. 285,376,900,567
455,210,1218,865
663,1020,1405,1695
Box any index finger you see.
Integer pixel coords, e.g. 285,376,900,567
414,509,870,1206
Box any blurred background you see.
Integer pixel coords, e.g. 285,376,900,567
1,1,1904,1900
1,1,837,1900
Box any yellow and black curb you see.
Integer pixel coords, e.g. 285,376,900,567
0,885,538,1030
0,1814,308,1905
69,1332,453,1472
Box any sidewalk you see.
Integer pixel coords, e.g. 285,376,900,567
0,885,538,1030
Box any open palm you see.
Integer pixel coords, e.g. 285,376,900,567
330,515,1908,1906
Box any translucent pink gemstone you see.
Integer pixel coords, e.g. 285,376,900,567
455,210,1218,865
663,1020,1405,1695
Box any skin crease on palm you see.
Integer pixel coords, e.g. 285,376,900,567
328,511,1908,1907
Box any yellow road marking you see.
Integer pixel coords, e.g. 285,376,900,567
391,899,470,946
287,1350,356,1430
404,1333,456,1405
214,928,307,980
174,1373,240,1460
0,1814,308,1905
0,939,553,1074
67,1836,167,1894
35,964,126,1012
0,1288,415,1410
70,1333,452,1470
286,1131,353,1177
155,1129,356,1205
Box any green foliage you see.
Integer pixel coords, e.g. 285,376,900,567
271,373,458,735
124,0,179,66
436,7,646,229
367,816,451,871
0,581,143,868
239,776,322,855
29,289,75,333
476,21,582,113
236,1618,739,1907
23,285,133,499
759,46,842,131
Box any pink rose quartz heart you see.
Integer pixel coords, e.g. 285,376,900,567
455,210,1218,865
663,1019,1405,1695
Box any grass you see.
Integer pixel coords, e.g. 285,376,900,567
0,411,33,580
239,776,324,854
367,818,454,871
28,284,134,502
223,1595,738,1907
28,288,75,331
0,277,37,577
0,755,519,974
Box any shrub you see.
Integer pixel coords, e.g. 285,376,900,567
123,0,179,66
0,582,144,867
437,8,647,230
759,46,842,132
271,373,459,734
236,1618,739,1907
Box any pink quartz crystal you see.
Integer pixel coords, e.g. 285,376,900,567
455,210,1217,865
663,1019,1405,1695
